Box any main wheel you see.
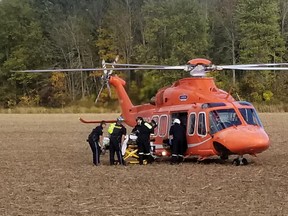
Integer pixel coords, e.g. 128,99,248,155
241,158,248,165
220,154,228,160
232,158,240,166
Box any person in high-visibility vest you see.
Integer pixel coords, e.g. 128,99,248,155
108,116,126,165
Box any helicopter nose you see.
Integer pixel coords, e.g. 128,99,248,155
214,125,270,155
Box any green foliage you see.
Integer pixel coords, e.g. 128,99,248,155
134,0,210,100
0,0,287,110
236,0,286,103
137,0,209,63
96,28,118,61
18,94,40,107
0,0,53,107
237,0,285,63
263,90,274,102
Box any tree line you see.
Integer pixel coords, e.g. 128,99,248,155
0,0,287,109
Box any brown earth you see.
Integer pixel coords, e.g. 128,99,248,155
0,113,288,216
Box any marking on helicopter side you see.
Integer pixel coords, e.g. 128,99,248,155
187,138,212,148
179,95,188,101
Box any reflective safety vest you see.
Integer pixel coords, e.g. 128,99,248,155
108,123,124,136
108,123,116,134
144,122,152,130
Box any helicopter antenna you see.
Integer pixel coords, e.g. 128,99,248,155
95,56,119,104
225,85,234,99
236,92,242,101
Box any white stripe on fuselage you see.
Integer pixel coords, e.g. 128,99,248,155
187,138,212,148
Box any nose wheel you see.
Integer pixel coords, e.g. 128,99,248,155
232,156,248,166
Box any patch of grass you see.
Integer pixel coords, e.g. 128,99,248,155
0,106,120,114
254,103,288,113
0,102,287,114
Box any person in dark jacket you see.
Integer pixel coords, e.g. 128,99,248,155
108,116,127,165
169,118,186,164
132,117,156,165
87,121,106,166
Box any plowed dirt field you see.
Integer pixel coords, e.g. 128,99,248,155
0,113,288,216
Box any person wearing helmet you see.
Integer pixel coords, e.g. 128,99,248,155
132,116,155,165
107,116,126,165
87,121,106,166
169,118,186,164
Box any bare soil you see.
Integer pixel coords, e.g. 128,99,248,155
0,113,288,216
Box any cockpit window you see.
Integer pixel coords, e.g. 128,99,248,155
239,108,263,127
209,109,241,134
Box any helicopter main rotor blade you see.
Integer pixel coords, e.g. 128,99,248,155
105,63,170,67
220,66,288,70
108,55,119,75
106,82,112,97
106,56,118,96
220,63,288,68
95,83,104,104
102,59,108,75
12,68,108,73
12,66,186,73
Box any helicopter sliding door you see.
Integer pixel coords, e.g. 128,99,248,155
186,111,214,156
159,114,169,137
152,114,169,156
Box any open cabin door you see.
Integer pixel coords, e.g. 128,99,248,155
171,112,188,130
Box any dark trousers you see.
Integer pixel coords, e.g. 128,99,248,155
137,138,153,164
109,138,124,165
171,138,186,164
88,140,101,165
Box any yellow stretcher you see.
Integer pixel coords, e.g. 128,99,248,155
123,141,147,165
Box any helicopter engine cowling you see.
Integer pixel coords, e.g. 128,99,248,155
154,77,234,106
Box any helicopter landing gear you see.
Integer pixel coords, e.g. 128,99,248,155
232,156,248,166
220,154,229,161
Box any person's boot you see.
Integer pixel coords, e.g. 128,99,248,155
171,155,178,165
139,154,144,165
178,155,184,164
148,155,154,164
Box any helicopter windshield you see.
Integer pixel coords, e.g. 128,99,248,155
209,109,241,134
239,108,263,127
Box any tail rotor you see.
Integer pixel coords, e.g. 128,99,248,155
95,56,119,104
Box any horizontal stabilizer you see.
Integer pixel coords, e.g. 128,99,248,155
79,117,117,124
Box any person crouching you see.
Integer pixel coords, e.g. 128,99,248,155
87,121,106,166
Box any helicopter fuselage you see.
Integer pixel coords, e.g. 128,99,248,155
109,75,270,159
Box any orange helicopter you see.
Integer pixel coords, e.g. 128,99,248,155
17,57,288,165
